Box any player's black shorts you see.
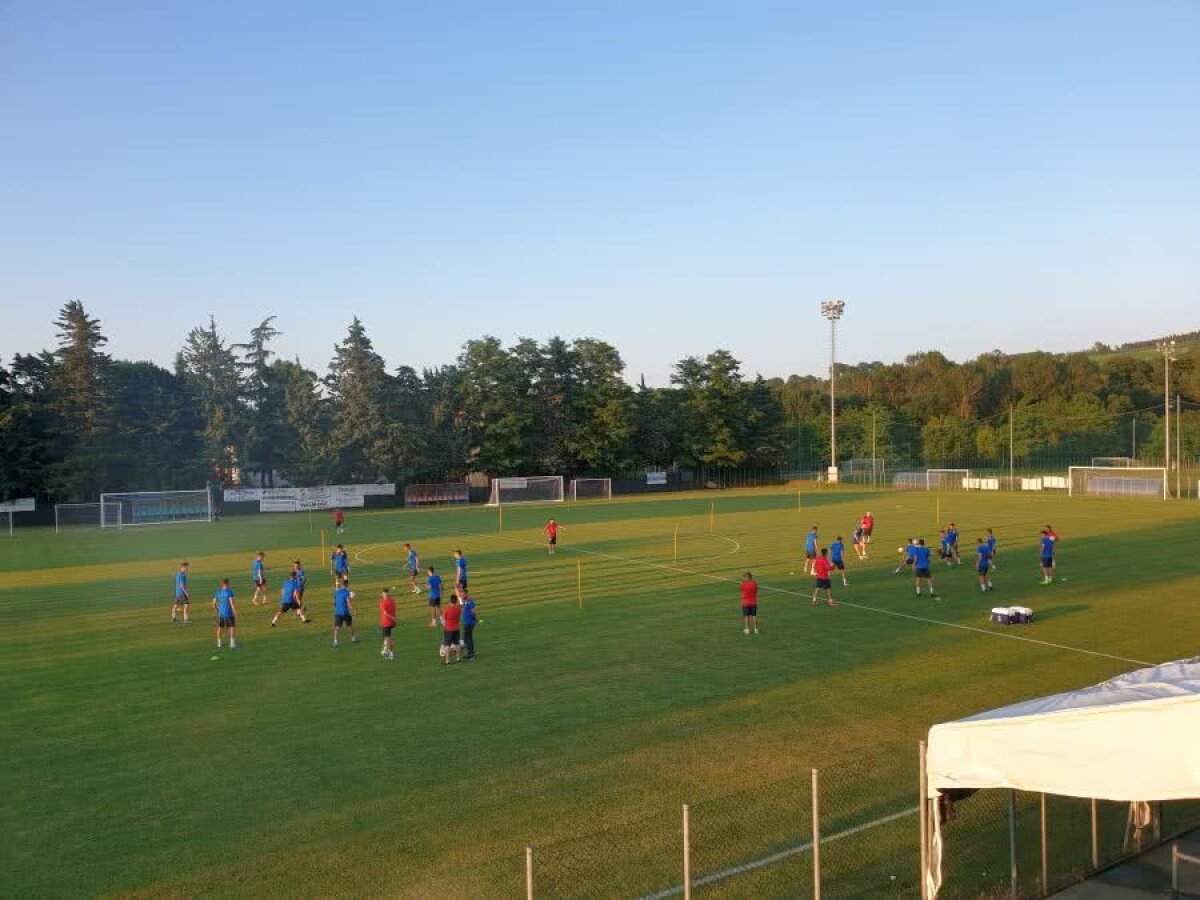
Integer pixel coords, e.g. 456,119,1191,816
428,596,441,608
281,599,301,611
742,605,757,617
458,578,469,591
915,567,931,578
410,568,419,577
381,625,394,637
805,550,816,560
1041,556,1054,567
255,577,266,587
442,629,460,647
977,565,990,576
833,560,845,570
175,595,189,605
903,557,915,567
548,536,557,545
335,613,352,627
816,577,832,589
218,616,235,627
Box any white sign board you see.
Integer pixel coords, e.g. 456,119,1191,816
646,471,667,486
0,497,35,512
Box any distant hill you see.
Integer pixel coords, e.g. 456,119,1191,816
1085,330,1200,363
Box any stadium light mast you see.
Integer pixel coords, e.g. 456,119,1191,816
820,299,846,483
1157,339,1176,496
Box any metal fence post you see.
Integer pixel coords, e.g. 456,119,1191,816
812,768,821,900
919,743,929,900
1091,799,1099,869
1009,790,1019,899
1040,793,1048,895
525,845,533,900
682,802,691,900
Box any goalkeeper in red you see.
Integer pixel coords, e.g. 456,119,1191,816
543,519,560,555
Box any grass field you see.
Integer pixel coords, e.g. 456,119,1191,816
2,487,1198,898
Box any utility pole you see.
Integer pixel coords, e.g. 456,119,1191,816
1157,340,1176,496
820,299,846,484
1009,403,1015,490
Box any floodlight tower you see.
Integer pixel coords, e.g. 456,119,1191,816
1157,339,1176,495
820,299,846,483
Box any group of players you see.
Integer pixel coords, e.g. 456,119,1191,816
168,510,487,665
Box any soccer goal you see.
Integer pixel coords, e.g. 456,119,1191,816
403,483,470,507
1068,467,1167,500
99,490,214,527
55,502,122,532
569,477,612,501
926,469,970,490
486,476,565,506
1090,457,1138,467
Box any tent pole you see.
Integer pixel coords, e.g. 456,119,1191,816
1040,793,1048,895
1009,790,1019,899
919,742,928,900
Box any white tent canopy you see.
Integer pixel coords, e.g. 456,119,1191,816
926,658,1200,803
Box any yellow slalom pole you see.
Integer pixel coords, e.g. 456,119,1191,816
935,495,940,526
576,560,582,609
674,525,679,564
798,489,802,512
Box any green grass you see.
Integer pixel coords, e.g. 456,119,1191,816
1,488,1198,898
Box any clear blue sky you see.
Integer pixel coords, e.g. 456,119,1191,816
2,1,1197,385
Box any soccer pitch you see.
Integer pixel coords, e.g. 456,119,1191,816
2,488,1198,898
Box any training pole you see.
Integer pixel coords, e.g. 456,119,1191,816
935,495,940,525
674,525,679,564
709,501,714,534
812,767,822,900
576,561,582,609
798,489,802,512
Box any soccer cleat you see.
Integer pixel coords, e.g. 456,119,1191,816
753,628,759,634
230,642,237,649
351,636,361,643
216,642,222,648
743,628,750,634
332,640,339,648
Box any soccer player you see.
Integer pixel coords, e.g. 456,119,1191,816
975,538,994,592
332,576,360,647
946,523,961,565
213,577,237,649
426,565,443,628
293,560,308,602
379,587,397,660
913,539,935,596
271,573,310,626
829,536,849,587
543,519,560,555
811,548,837,607
454,550,469,592
404,543,421,594
333,507,345,534
851,524,868,560
861,511,874,545
894,539,917,575
460,586,478,660
985,528,998,571
251,551,268,605
331,543,351,582
172,562,191,623
441,593,463,665
740,572,759,634
1039,529,1056,584
938,530,952,565
803,526,820,575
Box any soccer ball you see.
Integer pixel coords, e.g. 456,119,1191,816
897,547,904,553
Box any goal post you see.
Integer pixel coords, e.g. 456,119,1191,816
99,490,214,527
926,469,970,490
55,502,122,532
569,477,612,501
486,476,565,507
1067,466,1167,500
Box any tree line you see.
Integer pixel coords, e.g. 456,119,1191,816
1,302,1196,501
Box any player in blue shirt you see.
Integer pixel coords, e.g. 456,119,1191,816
1039,529,1056,584
293,560,307,599
459,585,479,661
829,536,849,587
426,565,444,628
331,576,360,647
975,538,994,592
803,526,820,575
331,544,351,582
251,551,268,605
894,539,917,575
172,562,191,624
938,530,952,565
212,577,237,649
270,575,311,626
985,529,998,571
912,540,936,596
946,523,961,565
851,524,868,560
454,550,468,592
404,543,421,595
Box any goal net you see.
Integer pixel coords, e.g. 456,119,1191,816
486,476,565,507
1090,457,1138,467
1068,467,1167,500
55,502,122,532
99,490,214,527
569,478,612,501
927,469,970,490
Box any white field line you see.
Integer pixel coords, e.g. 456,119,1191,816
411,523,1154,668
638,806,919,899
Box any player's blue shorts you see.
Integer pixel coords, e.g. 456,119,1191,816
175,593,188,602
977,563,989,575
1041,556,1054,567
281,599,301,611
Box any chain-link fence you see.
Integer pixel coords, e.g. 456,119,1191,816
515,755,1200,898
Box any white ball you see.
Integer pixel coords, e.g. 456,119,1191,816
897,547,904,553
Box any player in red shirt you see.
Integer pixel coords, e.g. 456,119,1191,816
379,588,397,661
740,572,759,635
440,594,463,664
333,507,345,534
543,519,560,555
861,512,874,545
811,548,838,607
